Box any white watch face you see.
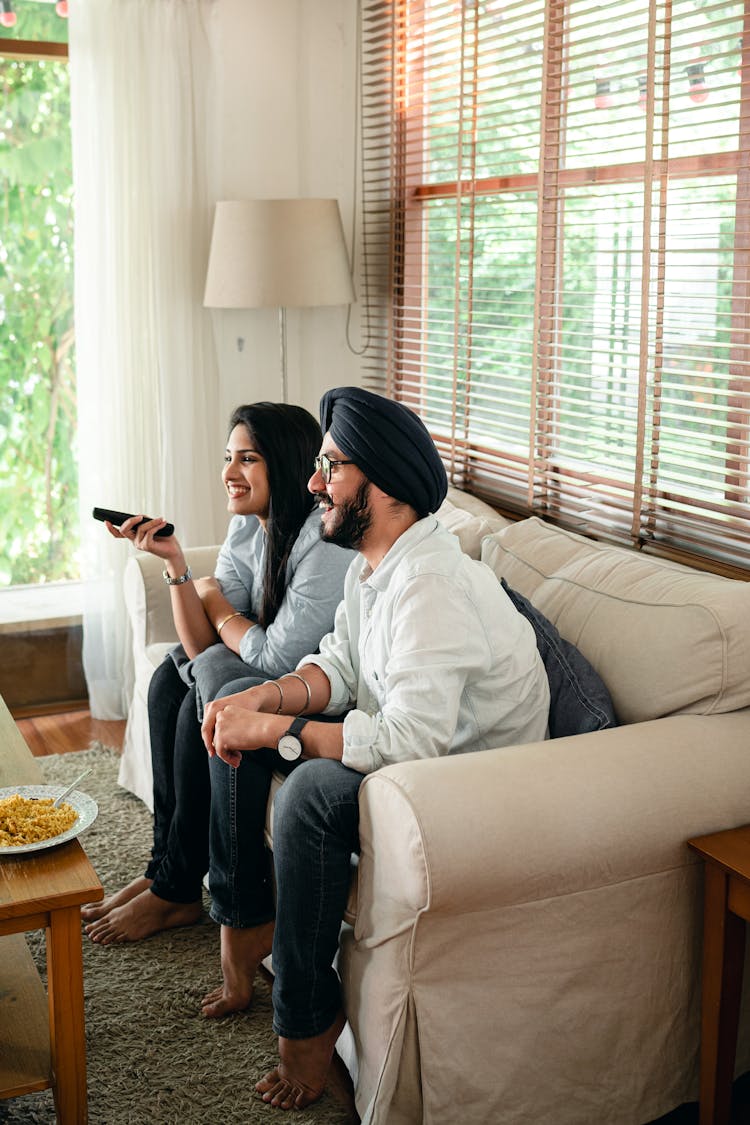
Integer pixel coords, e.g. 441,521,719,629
277,734,302,761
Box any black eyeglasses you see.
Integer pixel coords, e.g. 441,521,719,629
314,454,354,484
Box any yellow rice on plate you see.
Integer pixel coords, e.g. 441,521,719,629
0,794,77,847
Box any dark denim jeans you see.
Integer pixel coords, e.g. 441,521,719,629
205,694,343,931
206,735,298,928
268,759,364,1040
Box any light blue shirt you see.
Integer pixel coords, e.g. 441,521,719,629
214,507,354,680
302,516,550,774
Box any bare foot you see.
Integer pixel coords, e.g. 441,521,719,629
256,1010,347,1110
85,888,202,945
81,874,153,922
200,921,275,1018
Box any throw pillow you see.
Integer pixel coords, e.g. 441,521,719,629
501,578,618,738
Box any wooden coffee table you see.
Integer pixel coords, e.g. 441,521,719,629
0,695,103,1123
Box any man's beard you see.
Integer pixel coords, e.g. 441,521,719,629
321,480,373,550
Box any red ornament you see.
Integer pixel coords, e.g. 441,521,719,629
686,61,709,104
593,55,612,110
0,0,15,28
55,1,69,16
594,77,612,110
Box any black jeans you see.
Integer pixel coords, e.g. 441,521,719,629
145,657,208,900
145,661,296,909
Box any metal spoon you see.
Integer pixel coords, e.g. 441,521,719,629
52,767,92,807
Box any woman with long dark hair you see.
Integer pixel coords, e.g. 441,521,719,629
82,402,353,943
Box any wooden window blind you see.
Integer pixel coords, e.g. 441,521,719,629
360,0,750,574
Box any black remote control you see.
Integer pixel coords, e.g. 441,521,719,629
92,507,175,538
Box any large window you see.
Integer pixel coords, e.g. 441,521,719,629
361,0,750,573
0,1,74,586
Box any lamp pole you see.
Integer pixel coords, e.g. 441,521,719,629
279,306,288,403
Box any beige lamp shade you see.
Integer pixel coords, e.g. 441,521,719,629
203,198,355,309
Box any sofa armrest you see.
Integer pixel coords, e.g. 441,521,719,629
355,710,750,937
123,545,222,651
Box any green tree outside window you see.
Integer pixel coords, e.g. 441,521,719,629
0,2,76,585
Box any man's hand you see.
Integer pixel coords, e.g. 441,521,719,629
211,706,278,769
202,683,274,753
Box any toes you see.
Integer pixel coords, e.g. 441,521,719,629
270,1087,296,1109
200,981,254,1018
256,1067,321,1109
256,1067,281,1094
279,1085,303,1110
81,905,104,922
91,926,116,945
201,986,223,1007
263,1080,307,1110
258,1075,292,1107
200,993,244,1018
201,996,250,1019
86,917,126,946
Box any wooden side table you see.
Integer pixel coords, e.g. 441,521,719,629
0,695,103,1123
688,824,750,1125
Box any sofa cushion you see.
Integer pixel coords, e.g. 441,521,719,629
436,487,511,559
144,643,176,672
501,579,617,738
482,518,750,724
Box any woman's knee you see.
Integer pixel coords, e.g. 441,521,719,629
147,656,186,710
173,684,204,749
215,674,266,700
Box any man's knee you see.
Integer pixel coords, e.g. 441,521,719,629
276,758,337,806
274,760,362,838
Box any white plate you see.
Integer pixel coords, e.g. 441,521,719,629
0,785,99,856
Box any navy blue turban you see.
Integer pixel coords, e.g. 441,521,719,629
319,386,448,515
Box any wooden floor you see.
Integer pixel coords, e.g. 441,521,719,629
16,706,127,758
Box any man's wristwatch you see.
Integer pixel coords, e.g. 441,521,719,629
277,716,309,762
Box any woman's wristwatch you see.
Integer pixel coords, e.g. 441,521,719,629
277,716,309,761
162,565,192,586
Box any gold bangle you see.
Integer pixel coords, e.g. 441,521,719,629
216,611,244,637
285,671,312,714
262,679,284,714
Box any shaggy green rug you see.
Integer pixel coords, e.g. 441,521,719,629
0,745,357,1125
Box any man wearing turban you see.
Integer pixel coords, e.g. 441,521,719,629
200,386,550,1109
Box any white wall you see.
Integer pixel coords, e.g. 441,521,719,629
207,0,364,434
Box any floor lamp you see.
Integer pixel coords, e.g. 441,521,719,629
203,198,355,402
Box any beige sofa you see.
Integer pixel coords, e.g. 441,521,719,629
119,487,750,1125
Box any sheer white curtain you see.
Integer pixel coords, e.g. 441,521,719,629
69,0,225,718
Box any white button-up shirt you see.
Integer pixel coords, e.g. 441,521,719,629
301,516,550,774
